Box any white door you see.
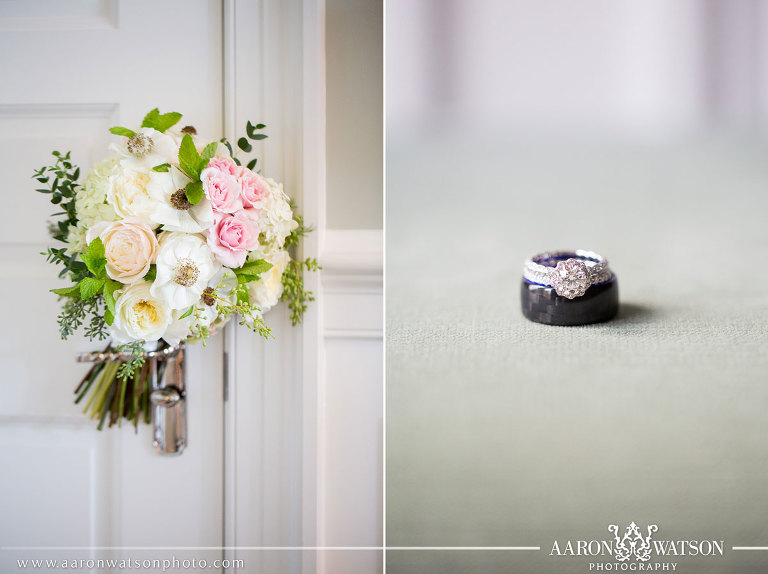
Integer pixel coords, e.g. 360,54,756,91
0,1,227,570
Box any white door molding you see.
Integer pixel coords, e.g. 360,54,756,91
223,2,383,573
222,1,325,573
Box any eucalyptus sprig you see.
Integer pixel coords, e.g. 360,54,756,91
220,121,268,170
57,296,104,340
34,151,85,281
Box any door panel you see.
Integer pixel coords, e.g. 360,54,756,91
0,0,224,568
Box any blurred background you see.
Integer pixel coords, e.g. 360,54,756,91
389,0,768,139
386,1,768,573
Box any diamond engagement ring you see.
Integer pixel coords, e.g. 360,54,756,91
523,250,613,299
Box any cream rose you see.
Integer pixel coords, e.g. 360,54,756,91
110,282,173,344
86,218,158,284
106,159,171,224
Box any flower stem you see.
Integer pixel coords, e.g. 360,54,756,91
83,361,116,415
75,362,105,405
88,361,119,419
117,374,127,428
97,377,118,430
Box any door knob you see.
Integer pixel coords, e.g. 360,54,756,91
150,386,183,407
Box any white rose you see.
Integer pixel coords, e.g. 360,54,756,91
106,159,172,224
111,282,173,344
86,218,158,284
150,232,220,310
247,250,290,313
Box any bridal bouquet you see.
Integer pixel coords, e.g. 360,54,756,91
35,109,318,429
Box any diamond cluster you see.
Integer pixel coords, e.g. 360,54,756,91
549,259,590,299
523,250,612,299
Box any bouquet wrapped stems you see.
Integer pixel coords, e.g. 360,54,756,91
74,342,174,431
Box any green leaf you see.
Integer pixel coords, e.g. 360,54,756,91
220,138,235,158
235,259,273,277
141,108,182,133
179,134,202,180
246,121,268,139
79,277,105,300
81,237,106,277
86,236,105,260
143,264,157,282
236,274,259,284
246,121,257,139
51,284,81,298
185,180,204,205
250,134,268,141
246,158,258,171
200,141,218,164
153,111,182,133
104,308,114,326
179,305,195,319
152,163,171,172
237,137,253,153
103,279,121,317
141,108,160,128
109,126,136,138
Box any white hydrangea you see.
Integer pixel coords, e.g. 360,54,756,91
249,178,297,257
247,249,290,314
65,157,120,254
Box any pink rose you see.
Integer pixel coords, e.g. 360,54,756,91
237,166,269,208
206,211,259,268
206,156,237,175
201,164,243,214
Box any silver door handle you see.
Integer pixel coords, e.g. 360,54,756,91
76,343,187,455
150,345,187,455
